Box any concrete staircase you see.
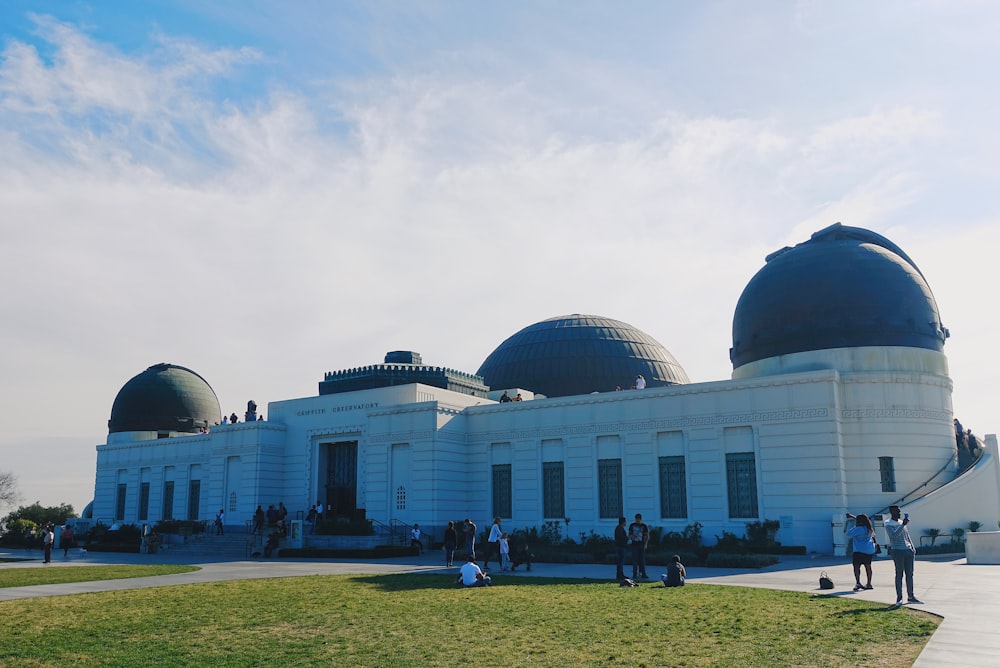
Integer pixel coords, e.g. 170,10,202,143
158,532,258,559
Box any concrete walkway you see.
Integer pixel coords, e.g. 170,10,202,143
1,548,996,666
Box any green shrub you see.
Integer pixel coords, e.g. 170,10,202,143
0,518,38,546
314,518,374,536
83,522,142,553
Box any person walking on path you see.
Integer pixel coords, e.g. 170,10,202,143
885,505,920,606
443,520,458,567
614,516,628,580
844,513,877,591
484,517,502,569
61,525,75,558
628,513,649,579
463,518,477,561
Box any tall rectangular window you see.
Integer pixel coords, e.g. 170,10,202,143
542,461,565,519
726,452,758,519
187,480,201,521
879,456,896,492
162,481,175,520
658,456,688,518
115,483,127,522
598,458,623,519
138,482,150,521
492,464,512,519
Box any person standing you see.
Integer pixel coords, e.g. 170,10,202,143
634,375,646,390
844,513,877,591
484,517,502,569
499,532,511,571
628,513,649,579
463,518,477,561
42,524,54,564
885,505,920,606
614,516,628,581
443,520,458,567
215,509,225,535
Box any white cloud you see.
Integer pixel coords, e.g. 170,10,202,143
1,6,999,514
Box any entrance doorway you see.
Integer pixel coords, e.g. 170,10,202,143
320,441,358,520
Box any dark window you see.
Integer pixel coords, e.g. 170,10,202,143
879,456,896,492
396,485,406,511
542,461,565,518
115,483,127,522
492,464,512,519
598,458,623,519
726,452,758,519
187,480,201,521
658,456,688,518
138,482,150,521
162,481,175,521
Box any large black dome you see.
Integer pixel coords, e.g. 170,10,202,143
108,363,221,434
730,223,948,370
477,315,689,398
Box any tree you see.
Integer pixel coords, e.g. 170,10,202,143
2,502,76,530
0,470,20,513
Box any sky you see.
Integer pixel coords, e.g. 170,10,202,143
1,1,998,516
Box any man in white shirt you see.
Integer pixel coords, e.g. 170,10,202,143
459,557,491,587
635,375,646,389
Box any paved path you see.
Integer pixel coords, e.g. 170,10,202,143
2,549,996,666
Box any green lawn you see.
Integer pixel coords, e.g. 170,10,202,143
0,564,199,588
0,574,936,667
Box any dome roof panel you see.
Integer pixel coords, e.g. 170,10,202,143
108,363,221,434
478,314,690,397
731,224,948,370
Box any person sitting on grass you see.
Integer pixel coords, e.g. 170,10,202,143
661,554,686,587
457,556,491,587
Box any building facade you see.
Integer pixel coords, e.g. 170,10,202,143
88,224,1000,553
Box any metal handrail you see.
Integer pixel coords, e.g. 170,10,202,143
875,447,985,516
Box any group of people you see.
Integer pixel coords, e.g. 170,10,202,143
614,375,647,392
441,517,533,586
954,418,981,455
498,391,523,403
844,505,920,606
253,502,290,536
220,401,265,425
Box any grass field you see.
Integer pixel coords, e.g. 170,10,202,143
0,565,199,588
0,572,936,667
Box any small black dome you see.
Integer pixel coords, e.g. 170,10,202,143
108,363,221,434
477,315,689,398
730,223,948,370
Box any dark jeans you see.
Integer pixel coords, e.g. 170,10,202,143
444,541,456,566
892,549,915,600
484,541,501,567
615,545,627,578
632,543,647,578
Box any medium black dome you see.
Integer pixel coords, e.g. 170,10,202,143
477,315,689,398
108,363,221,434
730,223,948,370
